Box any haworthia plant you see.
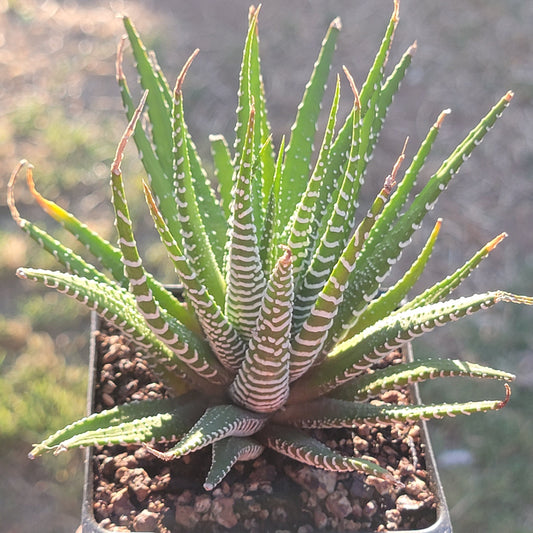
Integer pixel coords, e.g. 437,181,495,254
12,2,531,492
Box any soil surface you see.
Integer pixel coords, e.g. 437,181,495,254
90,322,437,532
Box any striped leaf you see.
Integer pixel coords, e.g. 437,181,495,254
277,386,511,428
15,267,202,395
346,219,442,338
225,106,266,339
17,157,194,330
204,436,264,491
289,154,401,381
122,20,228,276
331,358,515,401
283,75,342,281
230,248,293,413
293,71,362,329
122,16,173,171
171,51,226,306
29,395,206,458
145,404,269,460
234,6,275,203
258,424,395,482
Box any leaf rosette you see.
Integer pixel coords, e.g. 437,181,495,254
11,1,531,491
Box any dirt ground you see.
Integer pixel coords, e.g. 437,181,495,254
1,1,532,532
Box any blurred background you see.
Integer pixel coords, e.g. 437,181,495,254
1,1,532,532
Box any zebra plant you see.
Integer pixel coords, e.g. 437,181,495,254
11,2,531,491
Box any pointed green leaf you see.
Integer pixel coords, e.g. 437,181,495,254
29,395,206,457
282,75,341,280
17,158,192,329
293,75,362,329
225,106,266,339
8,162,114,286
399,233,507,313
209,134,235,219
277,17,341,231
331,358,515,401
230,248,293,413
359,0,399,113
172,51,226,306
278,387,511,428
146,404,268,460
234,6,275,204
289,164,398,381
121,23,227,274
249,12,276,207
346,219,442,338
122,16,173,171
258,424,395,482
110,103,231,387
15,267,204,394
204,436,264,491
328,92,514,346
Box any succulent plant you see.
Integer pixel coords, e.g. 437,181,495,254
10,2,532,492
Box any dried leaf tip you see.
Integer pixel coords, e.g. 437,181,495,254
435,109,451,129
486,232,507,252
393,0,400,22
115,35,127,81
174,48,200,95
497,383,512,410
279,245,293,266
142,443,173,461
7,160,30,224
385,137,408,192
342,66,360,109
112,89,148,176
330,17,342,31
25,163,47,209
248,4,262,24
142,180,158,210
407,40,417,56
15,267,28,280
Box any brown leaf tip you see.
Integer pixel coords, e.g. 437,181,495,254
330,17,342,31
486,232,507,252
115,35,127,81
279,245,293,266
342,66,360,109
435,109,451,129
498,383,512,409
112,90,148,176
174,48,200,96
